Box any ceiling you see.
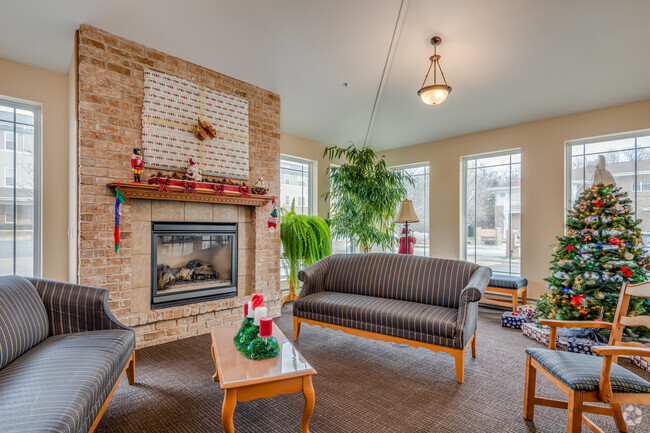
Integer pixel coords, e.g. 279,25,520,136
1,0,650,150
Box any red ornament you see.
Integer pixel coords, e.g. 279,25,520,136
621,266,632,277
259,317,273,337
565,245,575,251
584,235,592,241
593,201,605,207
609,238,620,245
570,294,584,307
579,309,588,315
251,293,264,309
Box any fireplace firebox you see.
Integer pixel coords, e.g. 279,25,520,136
151,222,237,308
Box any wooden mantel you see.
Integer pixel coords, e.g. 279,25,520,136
107,182,274,207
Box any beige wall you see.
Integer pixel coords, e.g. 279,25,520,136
0,57,69,281
280,133,331,220
383,99,650,300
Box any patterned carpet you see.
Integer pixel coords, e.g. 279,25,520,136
97,305,650,433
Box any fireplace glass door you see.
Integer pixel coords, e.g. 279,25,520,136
151,222,237,308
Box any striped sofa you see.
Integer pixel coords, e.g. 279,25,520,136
0,276,135,433
293,253,492,383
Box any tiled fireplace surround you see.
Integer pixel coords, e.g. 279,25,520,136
77,25,281,347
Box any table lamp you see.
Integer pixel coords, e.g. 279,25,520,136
395,199,419,254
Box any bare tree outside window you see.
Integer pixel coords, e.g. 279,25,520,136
464,152,521,275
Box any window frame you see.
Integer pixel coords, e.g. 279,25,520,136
391,162,430,257
279,154,316,282
461,148,521,276
565,129,650,234
0,98,42,277
279,154,315,216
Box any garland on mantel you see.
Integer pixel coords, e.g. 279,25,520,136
148,172,269,196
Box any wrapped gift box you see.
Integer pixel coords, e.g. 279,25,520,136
517,304,538,322
501,312,529,329
522,322,559,346
631,356,650,372
566,337,606,356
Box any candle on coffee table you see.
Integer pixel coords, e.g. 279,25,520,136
254,306,268,325
259,318,272,338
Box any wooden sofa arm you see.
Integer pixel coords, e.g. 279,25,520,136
538,319,613,351
594,344,650,403
538,319,614,329
591,345,650,357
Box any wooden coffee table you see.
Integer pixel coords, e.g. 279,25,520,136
210,323,317,433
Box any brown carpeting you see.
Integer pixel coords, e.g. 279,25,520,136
97,305,650,433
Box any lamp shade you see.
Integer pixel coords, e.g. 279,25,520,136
396,199,420,223
418,84,452,105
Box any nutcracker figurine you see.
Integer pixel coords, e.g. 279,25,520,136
131,148,143,183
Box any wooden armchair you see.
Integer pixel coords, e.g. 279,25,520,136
523,281,650,433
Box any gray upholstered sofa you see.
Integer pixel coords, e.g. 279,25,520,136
0,275,135,433
293,253,492,383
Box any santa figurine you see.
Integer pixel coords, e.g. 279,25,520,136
186,158,203,182
131,148,143,183
398,228,417,255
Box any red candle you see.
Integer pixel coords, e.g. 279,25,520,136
251,293,264,309
244,303,248,317
259,318,272,338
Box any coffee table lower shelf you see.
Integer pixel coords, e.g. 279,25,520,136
210,324,317,433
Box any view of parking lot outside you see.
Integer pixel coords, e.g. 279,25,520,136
569,132,650,250
464,152,521,275
0,102,37,277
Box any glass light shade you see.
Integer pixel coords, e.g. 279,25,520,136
417,84,452,105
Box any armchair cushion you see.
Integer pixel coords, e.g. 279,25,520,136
526,348,650,393
0,329,135,433
0,276,49,369
294,291,459,342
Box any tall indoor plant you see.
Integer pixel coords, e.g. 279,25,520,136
324,144,413,253
280,202,331,303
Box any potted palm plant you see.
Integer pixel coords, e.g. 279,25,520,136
324,144,413,253
280,201,331,304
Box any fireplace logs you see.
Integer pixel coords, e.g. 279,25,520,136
157,259,218,289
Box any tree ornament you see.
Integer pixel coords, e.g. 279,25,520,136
268,196,278,232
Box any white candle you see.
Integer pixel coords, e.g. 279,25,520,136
247,301,255,318
253,307,268,325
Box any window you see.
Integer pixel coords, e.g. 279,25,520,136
4,130,14,151
280,156,314,281
568,131,650,248
0,100,40,277
392,164,430,256
280,156,313,215
463,151,521,275
4,168,13,187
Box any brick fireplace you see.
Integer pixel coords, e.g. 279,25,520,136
76,25,281,347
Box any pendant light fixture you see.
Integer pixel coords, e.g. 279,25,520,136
417,36,452,105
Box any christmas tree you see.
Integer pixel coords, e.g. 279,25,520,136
536,159,649,336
